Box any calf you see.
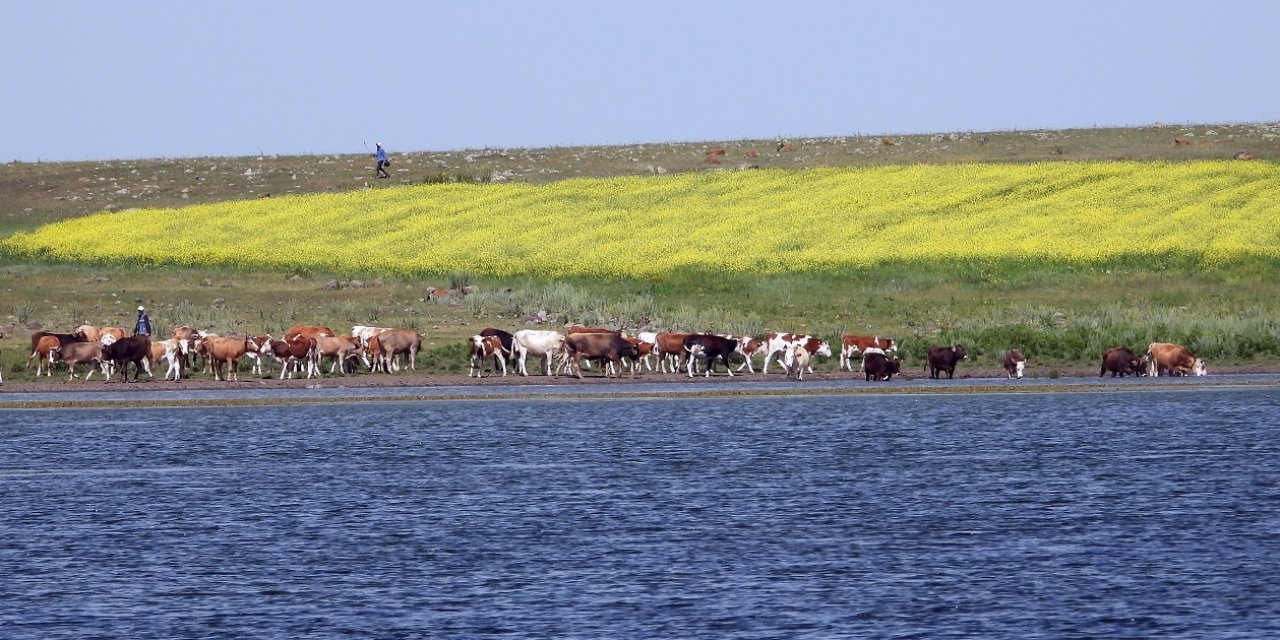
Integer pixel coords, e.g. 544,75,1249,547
862,348,901,381
1003,348,1026,379
840,335,898,371
1146,342,1206,377
468,334,508,377
683,334,738,378
787,345,811,381
148,338,187,381
1100,347,1145,377
269,336,319,379
926,344,968,379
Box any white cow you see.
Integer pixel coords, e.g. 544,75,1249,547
511,330,567,376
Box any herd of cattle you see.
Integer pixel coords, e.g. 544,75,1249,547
0,322,1209,385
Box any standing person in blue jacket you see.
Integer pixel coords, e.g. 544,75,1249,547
374,142,390,179
134,305,152,337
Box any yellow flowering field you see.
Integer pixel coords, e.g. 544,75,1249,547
4,161,1279,278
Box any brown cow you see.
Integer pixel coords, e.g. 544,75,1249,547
1146,342,1206,377
268,336,318,379
926,344,968,379
1003,348,1026,379
375,329,422,373
565,332,639,379
840,335,898,372
468,335,508,377
283,324,335,342
202,336,254,381
52,341,109,381
567,324,620,335
654,332,693,373
102,335,153,382
1100,347,1145,377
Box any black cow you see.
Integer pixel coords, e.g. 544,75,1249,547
682,334,739,378
1100,347,1146,377
102,335,153,382
863,350,901,381
926,344,968,379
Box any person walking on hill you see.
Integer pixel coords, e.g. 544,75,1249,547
375,142,390,179
134,305,152,337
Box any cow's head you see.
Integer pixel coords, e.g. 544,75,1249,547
1192,359,1207,376
1013,360,1025,379
952,344,968,360
814,340,832,358
888,357,902,375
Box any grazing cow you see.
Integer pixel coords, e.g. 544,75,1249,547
1146,342,1207,377
268,336,319,379
653,332,693,373
862,348,901,382
1003,348,1026,379
201,336,255,381
102,335,153,383
27,331,89,375
468,335,508,377
762,333,832,374
375,329,422,373
683,334,739,378
926,344,968,379
351,325,390,367
1100,347,1146,378
52,341,110,381
315,335,362,375
787,345,811,381
565,332,639,379
511,329,567,376
840,335,898,371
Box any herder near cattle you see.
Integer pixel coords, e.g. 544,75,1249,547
134,306,152,337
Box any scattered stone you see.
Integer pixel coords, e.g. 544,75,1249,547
323,279,339,290
287,274,302,281
1234,149,1254,160
461,285,480,295
201,278,213,287
24,321,41,330
348,280,365,289
94,276,110,283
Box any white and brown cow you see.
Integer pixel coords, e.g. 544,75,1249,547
840,334,898,372
468,334,508,377
761,332,832,374
1002,348,1026,379
1146,342,1206,377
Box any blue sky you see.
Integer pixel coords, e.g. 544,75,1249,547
5,1,1278,161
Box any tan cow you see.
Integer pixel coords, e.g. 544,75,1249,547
316,335,362,375
52,341,110,381
1146,342,1207,377
99,327,127,342
74,325,103,341
29,335,62,377
787,345,811,381
375,329,422,373
284,324,335,342
149,339,186,381
202,336,255,381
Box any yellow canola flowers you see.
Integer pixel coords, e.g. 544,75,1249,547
4,161,1279,278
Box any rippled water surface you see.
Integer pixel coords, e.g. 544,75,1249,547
3,389,1279,638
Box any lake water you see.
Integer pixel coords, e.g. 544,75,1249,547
2,388,1279,638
